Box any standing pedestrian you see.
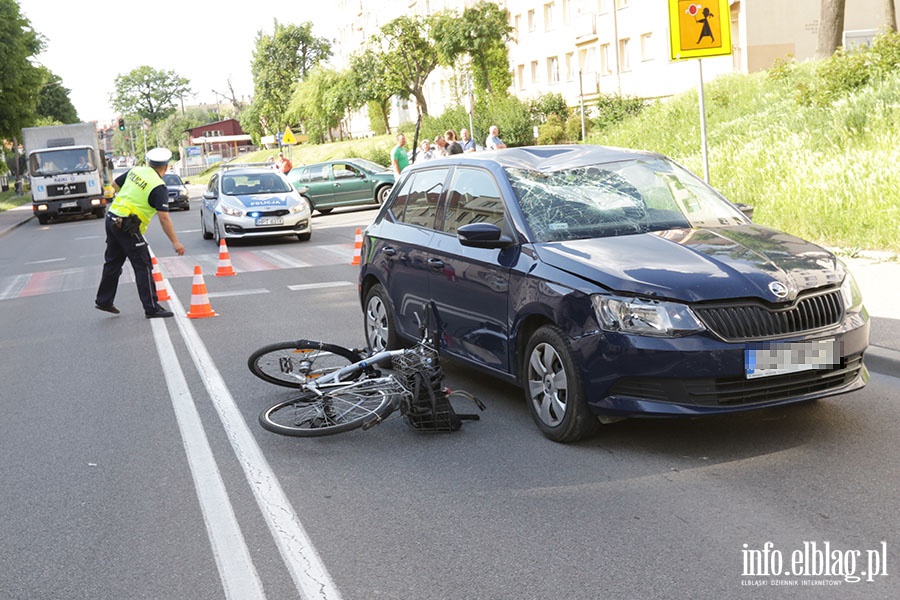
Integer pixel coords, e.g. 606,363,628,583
444,130,463,155
94,148,185,318
432,135,448,158
485,125,507,150
460,129,476,153
418,140,434,161
276,152,293,174
391,133,409,179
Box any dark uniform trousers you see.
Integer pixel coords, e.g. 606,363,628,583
95,213,161,314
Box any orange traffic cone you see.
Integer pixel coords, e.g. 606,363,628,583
186,265,218,319
215,238,236,276
150,252,172,301
350,228,363,266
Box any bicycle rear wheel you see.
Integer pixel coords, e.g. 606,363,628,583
259,380,401,437
248,340,363,388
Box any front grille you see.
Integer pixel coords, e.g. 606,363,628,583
252,209,290,217
608,352,863,407
693,289,843,341
48,182,87,197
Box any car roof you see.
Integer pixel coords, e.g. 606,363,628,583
298,158,370,168
406,145,662,173
218,163,283,176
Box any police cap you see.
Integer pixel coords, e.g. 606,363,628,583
146,147,172,167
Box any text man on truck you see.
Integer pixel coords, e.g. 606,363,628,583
23,122,110,224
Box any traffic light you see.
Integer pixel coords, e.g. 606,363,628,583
118,118,125,131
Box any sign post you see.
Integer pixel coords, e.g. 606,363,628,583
668,0,732,183
281,126,296,162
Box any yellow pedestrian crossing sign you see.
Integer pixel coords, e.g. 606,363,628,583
281,126,297,145
669,0,732,60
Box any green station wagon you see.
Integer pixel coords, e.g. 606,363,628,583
288,159,395,215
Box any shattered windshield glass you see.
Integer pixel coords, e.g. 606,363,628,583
507,158,746,242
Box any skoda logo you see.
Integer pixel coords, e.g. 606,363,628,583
768,281,789,299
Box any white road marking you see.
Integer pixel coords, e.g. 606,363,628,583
167,288,344,600
207,288,271,298
287,281,355,291
25,258,66,264
149,319,266,600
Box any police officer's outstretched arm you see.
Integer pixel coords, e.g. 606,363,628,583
157,212,185,256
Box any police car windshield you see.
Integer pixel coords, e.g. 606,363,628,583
222,173,292,195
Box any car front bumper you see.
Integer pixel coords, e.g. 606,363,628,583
573,312,870,417
218,213,311,239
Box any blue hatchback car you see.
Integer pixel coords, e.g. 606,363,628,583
358,146,869,442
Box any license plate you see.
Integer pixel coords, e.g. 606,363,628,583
61,201,77,208
745,339,838,379
255,217,283,226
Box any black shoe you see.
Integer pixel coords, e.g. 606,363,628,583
95,303,120,314
145,307,174,319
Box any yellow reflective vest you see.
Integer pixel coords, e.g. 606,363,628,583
109,166,164,234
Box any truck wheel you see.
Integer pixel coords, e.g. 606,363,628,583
37,215,49,225
93,208,106,219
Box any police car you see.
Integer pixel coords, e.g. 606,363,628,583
200,163,312,242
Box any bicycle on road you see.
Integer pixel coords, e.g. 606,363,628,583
248,305,484,437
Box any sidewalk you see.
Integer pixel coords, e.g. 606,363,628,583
1,204,897,375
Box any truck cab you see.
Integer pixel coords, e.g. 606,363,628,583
24,123,111,225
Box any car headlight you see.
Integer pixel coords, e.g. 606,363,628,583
839,268,864,313
591,294,706,337
221,205,244,217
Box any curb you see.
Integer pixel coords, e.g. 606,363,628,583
866,346,900,378
0,205,33,238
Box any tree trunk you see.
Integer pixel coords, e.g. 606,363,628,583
816,0,846,59
887,0,898,32
411,89,429,116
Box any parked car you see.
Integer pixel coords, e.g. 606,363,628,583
162,173,190,210
288,159,394,215
200,164,312,242
358,145,869,442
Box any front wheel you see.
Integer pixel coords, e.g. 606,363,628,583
364,283,400,352
523,325,597,443
259,381,398,437
201,212,213,239
248,341,363,388
376,184,392,205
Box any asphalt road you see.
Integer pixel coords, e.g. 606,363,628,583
0,200,898,599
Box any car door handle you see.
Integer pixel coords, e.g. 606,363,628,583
428,258,445,270
382,246,396,257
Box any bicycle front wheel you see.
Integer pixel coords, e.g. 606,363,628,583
248,340,363,388
259,380,401,437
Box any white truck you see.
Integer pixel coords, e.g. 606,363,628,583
22,122,111,224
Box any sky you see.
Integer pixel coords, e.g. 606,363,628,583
19,0,337,125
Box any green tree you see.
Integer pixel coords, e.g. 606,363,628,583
289,67,355,143
348,48,407,134
37,69,78,124
0,0,45,139
247,20,332,139
432,1,514,96
376,15,440,115
112,66,191,125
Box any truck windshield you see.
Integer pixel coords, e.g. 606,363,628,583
29,149,95,176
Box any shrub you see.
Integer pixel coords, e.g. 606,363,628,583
537,114,567,144
593,93,646,131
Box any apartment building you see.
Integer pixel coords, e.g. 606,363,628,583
332,0,892,135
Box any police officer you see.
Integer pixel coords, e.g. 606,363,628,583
95,147,185,318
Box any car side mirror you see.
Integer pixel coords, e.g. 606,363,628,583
184,180,190,184
203,190,216,200
457,223,514,249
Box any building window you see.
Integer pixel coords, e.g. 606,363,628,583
547,56,560,83
517,64,525,89
615,0,629,9
599,0,609,14
619,38,631,72
565,52,575,81
544,2,555,31
514,14,521,36
531,60,540,83
641,32,653,62
528,9,535,32
599,43,611,75
579,46,596,77
562,0,570,25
